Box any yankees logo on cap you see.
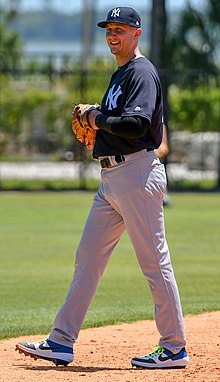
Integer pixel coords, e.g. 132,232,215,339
111,8,121,18
97,7,141,28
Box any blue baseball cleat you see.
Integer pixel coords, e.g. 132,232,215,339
15,339,73,367
131,345,189,369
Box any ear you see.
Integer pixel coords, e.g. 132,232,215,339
134,28,142,39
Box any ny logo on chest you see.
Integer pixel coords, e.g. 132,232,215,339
105,84,122,110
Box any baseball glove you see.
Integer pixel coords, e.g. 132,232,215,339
72,103,99,150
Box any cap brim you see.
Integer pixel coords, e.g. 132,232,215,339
97,21,109,28
97,20,138,28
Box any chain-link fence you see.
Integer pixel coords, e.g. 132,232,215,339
0,56,220,191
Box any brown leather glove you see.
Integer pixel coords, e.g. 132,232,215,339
72,103,99,150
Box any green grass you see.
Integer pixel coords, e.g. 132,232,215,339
0,191,219,339
1,177,218,192
0,178,101,191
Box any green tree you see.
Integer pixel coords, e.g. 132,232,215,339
0,0,23,72
167,0,220,86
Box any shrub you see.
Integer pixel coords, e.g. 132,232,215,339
169,85,220,132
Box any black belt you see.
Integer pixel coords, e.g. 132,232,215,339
99,149,153,169
100,155,125,169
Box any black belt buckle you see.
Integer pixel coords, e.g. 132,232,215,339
100,158,111,168
115,155,125,163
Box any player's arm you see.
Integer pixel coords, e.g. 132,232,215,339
154,124,169,160
88,110,150,138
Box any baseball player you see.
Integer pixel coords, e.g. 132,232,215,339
16,7,189,369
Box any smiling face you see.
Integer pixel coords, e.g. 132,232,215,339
105,22,142,66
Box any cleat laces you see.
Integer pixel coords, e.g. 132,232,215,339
144,346,164,359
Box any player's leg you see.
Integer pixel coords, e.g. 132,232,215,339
113,152,186,354
16,184,125,364
48,185,125,347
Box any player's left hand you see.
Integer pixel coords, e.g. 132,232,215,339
72,103,100,150
77,103,100,130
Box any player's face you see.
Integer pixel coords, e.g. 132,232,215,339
105,23,142,64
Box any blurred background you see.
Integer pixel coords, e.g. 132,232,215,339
0,0,219,191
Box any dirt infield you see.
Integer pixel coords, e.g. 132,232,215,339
0,311,219,382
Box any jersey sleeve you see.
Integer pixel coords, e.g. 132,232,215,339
121,65,160,122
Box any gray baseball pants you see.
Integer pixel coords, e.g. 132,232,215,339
49,149,186,353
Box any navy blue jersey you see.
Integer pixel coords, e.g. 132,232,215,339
93,56,163,158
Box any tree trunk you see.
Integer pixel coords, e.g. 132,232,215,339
150,0,168,122
150,0,166,69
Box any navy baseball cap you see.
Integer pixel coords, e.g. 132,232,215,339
97,7,141,28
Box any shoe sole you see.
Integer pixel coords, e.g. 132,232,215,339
15,345,69,367
131,364,187,369
131,359,188,369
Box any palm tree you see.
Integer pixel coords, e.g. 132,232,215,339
166,0,219,86
150,0,166,69
150,0,169,123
